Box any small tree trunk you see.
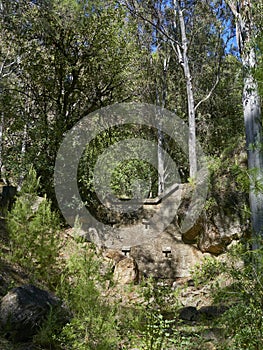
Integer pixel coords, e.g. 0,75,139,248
0,113,4,178
175,0,197,178
157,127,165,195
184,59,197,179
17,123,28,191
156,55,169,195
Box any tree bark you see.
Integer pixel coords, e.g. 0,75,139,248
156,55,169,195
157,126,165,195
0,113,4,177
243,47,263,247
228,0,263,246
173,0,197,178
17,123,28,192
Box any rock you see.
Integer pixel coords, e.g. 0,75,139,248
131,235,204,279
198,226,227,254
0,285,68,342
179,306,199,321
179,305,227,323
31,196,45,212
0,185,17,210
198,214,247,255
103,249,126,265
113,257,139,285
100,249,126,277
202,328,224,341
182,217,204,243
198,305,228,319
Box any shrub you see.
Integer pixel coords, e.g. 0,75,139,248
193,242,263,350
191,256,226,286
7,167,60,284
128,277,180,350
57,241,119,350
216,246,263,350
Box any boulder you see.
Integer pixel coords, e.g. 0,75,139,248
0,285,68,342
113,257,139,285
198,305,228,319
198,226,227,255
179,305,227,322
0,185,17,210
131,233,204,279
179,306,199,321
103,249,126,265
182,217,204,243
198,215,245,255
100,249,127,277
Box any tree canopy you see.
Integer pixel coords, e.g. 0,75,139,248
0,0,262,240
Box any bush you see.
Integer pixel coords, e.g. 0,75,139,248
216,246,263,349
57,241,119,350
191,256,226,286
7,167,60,284
193,242,263,350
126,277,181,350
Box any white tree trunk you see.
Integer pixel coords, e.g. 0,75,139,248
228,0,263,245
174,0,197,178
124,0,220,180
157,126,165,195
158,55,169,195
243,47,263,247
183,59,197,179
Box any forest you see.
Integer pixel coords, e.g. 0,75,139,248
0,0,263,349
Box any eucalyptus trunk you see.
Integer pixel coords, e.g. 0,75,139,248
156,55,169,195
228,0,263,246
157,127,165,195
243,46,263,247
173,0,197,178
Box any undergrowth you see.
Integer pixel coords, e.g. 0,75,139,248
3,166,263,349
192,242,263,350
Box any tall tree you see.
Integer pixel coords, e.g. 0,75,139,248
227,0,263,247
0,0,143,194
121,0,224,178
0,1,19,182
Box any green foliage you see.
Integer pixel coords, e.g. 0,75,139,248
7,167,60,283
205,144,249,221
19,166,40,195
141,312,174,350
78,124,162,212
187,176,197,188
128,277,180,350
110,159,156,199
57,242,119,350
217,250,263,349
192,256,226,286
192,242,263,350
126,277,211,350
33,307,64,349
219,300,263,350
0,0,144,196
